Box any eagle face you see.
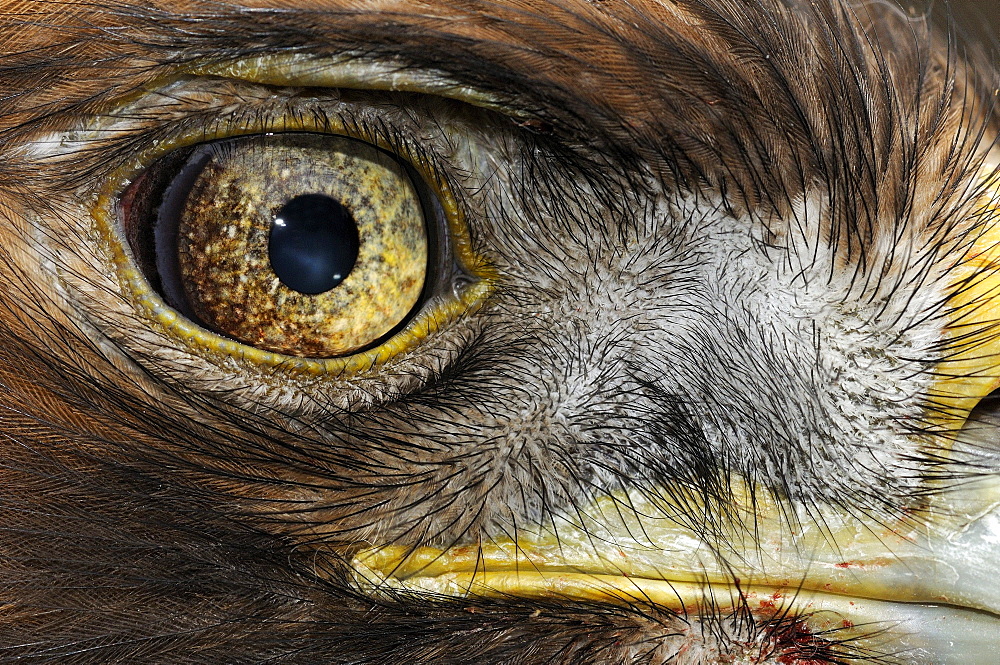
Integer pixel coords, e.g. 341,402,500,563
2,0,1000,662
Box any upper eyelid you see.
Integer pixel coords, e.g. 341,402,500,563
20,82,405,196
0,4,543,132
18,64,536,186
25,82,306,185
188,55,512,116
0,47,532,148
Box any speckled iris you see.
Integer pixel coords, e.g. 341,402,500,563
167,133,427,357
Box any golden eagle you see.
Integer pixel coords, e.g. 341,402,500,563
0,0,999,662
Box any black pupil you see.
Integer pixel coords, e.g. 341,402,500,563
268,193,360,295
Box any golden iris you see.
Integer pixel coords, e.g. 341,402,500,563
130,133,428,358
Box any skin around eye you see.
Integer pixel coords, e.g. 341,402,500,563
82,77,492,380
125,133,428,358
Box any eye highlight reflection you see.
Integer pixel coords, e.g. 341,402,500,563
123,133,429,358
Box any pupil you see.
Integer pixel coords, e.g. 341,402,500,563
268,193,360,295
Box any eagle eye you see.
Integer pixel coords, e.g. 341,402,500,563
120,132,431,358
74,78,498,376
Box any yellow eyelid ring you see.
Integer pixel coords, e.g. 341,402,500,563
92,102,493,376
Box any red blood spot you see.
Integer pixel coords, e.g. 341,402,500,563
766,617,839,665
835,561,851,568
